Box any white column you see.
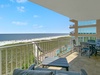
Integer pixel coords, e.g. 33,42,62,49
32,42,38,65
35,44,38,58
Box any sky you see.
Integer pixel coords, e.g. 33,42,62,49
0,0,73,34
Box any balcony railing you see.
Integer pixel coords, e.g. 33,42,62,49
0,43,34,75
69,24,75,28
0,36,72,75
70,31,75,35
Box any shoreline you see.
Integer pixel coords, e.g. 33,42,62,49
0,35,70,46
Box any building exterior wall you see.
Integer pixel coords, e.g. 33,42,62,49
70,19,99,45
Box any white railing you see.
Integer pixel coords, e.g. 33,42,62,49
0,43,34,75
69,24,75,28
33,37,72,65
0,36,72,75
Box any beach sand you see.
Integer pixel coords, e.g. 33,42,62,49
0,35,70,46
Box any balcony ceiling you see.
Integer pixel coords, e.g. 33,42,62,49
29,0,100,20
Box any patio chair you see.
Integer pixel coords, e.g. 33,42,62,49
87,40,96,56
95,39,100,56
80,42,91,58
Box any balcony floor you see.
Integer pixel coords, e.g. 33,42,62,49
48,51,100,75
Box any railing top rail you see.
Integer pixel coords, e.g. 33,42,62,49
33,38,70,44
0,42,33,49
0,36,71,50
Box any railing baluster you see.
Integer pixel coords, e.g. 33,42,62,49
16,47,17,68
0,50,2,75
32,43,35,64
24,46,25,69
11,49,13,74
27,44,29,68
24,45,27,69
20,47,22,69
34,43,38,65
6,48,8,75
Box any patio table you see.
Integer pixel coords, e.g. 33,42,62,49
42,57,69,71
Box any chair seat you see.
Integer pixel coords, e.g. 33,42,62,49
82,48,89,51
81,48,90,56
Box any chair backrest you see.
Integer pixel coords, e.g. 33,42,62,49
80,42,89,48
96,39,100,47
81,69,88,75
87,40,95,43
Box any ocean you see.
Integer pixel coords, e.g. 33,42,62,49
0,33,68,41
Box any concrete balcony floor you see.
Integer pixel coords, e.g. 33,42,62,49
48,51,100,75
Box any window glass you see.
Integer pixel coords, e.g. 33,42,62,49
84,37,89,42
78,27,96,34
78,36,96,45
78,20,96,26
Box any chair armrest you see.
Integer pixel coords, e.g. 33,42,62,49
28,64,36,70
81,69,88,75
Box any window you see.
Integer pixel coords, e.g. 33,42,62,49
78,27,96,34
78,20,96,26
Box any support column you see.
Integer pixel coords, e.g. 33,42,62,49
70,19,78,51
74,20,78,45
96,19,100,39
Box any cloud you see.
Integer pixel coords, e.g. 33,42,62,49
33,15,39,18
0,4,10,8
12,21,27,25
10,0,27,3
16,0,27,3
17,6,25,12
33,24,43,29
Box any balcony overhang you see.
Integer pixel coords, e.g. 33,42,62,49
29,0,100,20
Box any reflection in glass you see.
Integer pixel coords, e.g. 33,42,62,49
78,27,96,34
78,20,96,26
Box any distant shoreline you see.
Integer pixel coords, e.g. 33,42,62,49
0,33,68,41
0,35,70,46
0,33,69,34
